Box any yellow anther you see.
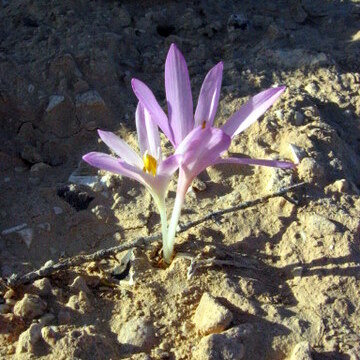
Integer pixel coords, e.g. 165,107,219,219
202,120,207,129
142,151,157,177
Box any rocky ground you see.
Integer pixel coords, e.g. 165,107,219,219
1,0,360,359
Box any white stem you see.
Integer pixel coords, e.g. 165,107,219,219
152,194,168,249
163,175,189,264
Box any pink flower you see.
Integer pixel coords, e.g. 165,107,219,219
132,44,295,263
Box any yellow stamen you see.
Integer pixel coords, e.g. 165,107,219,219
143,151,157,177
202,120,206,129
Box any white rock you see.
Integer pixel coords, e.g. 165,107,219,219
53,206,63,215
193,292,233,335
46,95,65,112
17,228,33,249
290,341,313,360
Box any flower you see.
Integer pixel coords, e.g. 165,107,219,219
132,44,295,263
83,102,181,249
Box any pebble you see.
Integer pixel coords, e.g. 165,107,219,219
193,325,248,360
289,144,307,164
304,82,319,96
13,294,47,320
16,323,43,354
32,278,52,296
290,341,313,360
17,228,33,249
297,158,325,183
333,179,349,193
66,291,92,314
41,326,60,346
76,90,105,107
46,95,65,112
30,162,51,172
117,317,156,353
293,111,305,126
53,206,63,215
69,275,91,294
39,313,55,326
193,292,233,335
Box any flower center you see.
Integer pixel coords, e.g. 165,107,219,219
143,150,157,176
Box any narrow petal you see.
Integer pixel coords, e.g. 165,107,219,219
215,156,295,169
176,126,231,181
136,102,161,159
194,62,223,127
221,86,286,138
82,152,145,184
165,43,194,146
97,130,142,168
132,78,175,146
157,154,182,178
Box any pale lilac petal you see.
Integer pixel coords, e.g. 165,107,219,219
132,78,175,146
157,154,182,178
165,43,194,146
194,62,223,127
82,152,145,184
221,86,286,138
97,130,142,168
135,102,161,159
215,156,295,169
176,126,231,181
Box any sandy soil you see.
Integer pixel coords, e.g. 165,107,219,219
0,0,360,359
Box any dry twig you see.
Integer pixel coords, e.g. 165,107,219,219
6,182,305,287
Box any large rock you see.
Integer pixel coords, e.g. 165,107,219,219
16,323,42,354
193,293,233,335
13,294,47,320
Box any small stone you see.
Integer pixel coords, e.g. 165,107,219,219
30,162,51,172
16,323,42,354
41,326,60,346
290,341,313,360
193,293,233,335
13,294,47,320
193,325,248,360
333,179,349,193
27,84,35,93
66,291,92,314
53,206,63,215
37,222,51,232
293,111,304,126
289,144,307,164
69,276,91,294
227,13,249,32
46,95,65,112
17,228,33,249
57,184,94,211
39,313,55,326
297,158,325,183
91,205,109,220
192,177,207,192
117,317,156,353
4,288,15,299
304,83,319,96
32,278,52,296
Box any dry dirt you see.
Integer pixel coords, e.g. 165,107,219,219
0,1,360,359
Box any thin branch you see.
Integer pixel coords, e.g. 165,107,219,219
6,182,305,287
